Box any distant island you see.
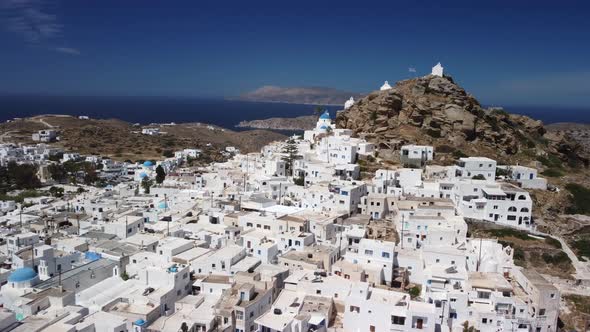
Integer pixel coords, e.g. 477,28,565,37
232,85,364,105
236,115,317,130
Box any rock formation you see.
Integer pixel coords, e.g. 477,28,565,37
336,74,587,165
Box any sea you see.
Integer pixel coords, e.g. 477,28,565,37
0,95,588,128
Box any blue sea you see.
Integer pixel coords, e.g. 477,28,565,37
0,95,588,128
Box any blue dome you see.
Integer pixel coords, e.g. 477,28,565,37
8,267,37,283
319,111,330,119
139,172,148,178
143,161,154,167
134,319,146,326
319,125,328,130
85,251,102,262
158,201,168,209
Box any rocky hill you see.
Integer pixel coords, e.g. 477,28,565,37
336,75,588,166
235,86,363,105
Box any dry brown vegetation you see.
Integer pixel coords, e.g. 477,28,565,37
0,115,286,161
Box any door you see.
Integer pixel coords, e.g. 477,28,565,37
417,318,423,329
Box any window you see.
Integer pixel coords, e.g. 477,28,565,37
391,316,406,325
364,250,373,256
482,318,488,324
349,306,360,313
477,291,491,299
236,311,244,320
539,308,546,316
382,252,390,258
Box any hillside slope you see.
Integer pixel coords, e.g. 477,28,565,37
0,115,286,161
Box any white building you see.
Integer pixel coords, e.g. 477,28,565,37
32,129,57,142
400,145,434,167
507,165,548,190
344,96,355,109
455,157,497,182
431,62,444,77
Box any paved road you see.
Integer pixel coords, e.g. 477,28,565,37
555,235,590,281
38,118,55,128
542,274,590,296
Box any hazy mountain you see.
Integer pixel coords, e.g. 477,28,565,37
234,86,363,105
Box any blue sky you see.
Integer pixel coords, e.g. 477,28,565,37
1,0,589,107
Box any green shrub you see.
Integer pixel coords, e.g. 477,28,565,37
496,167,512,177
513,247,526,262
537,155,563,169
571,238,590,260
426,128,441,138
565,295,590,314
472,174,486,180
541,251,571,265
294,176,305,186
565,183,590,215
452,150,468,159
541,168,563,178
409,286,421,299
491,108,509,117
485,228,533,241
544,237,562,249
436,145,455,154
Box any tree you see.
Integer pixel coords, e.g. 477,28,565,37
313,106,324,117
294,174,305,186
49,186,64,198
141,177,153,194
83,163,99,185
180,322,189,332
281,138,299,177
409,285,421,299
155,165,166,184
48,164,68,183
7,162,41,189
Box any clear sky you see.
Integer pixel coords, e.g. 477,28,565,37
1,0,589,107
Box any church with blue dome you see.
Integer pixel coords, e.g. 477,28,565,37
7,267,39,289
135,160,157,181
316,110,332,131
304,109,334,141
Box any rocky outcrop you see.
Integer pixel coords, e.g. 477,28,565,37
336,75,586,164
